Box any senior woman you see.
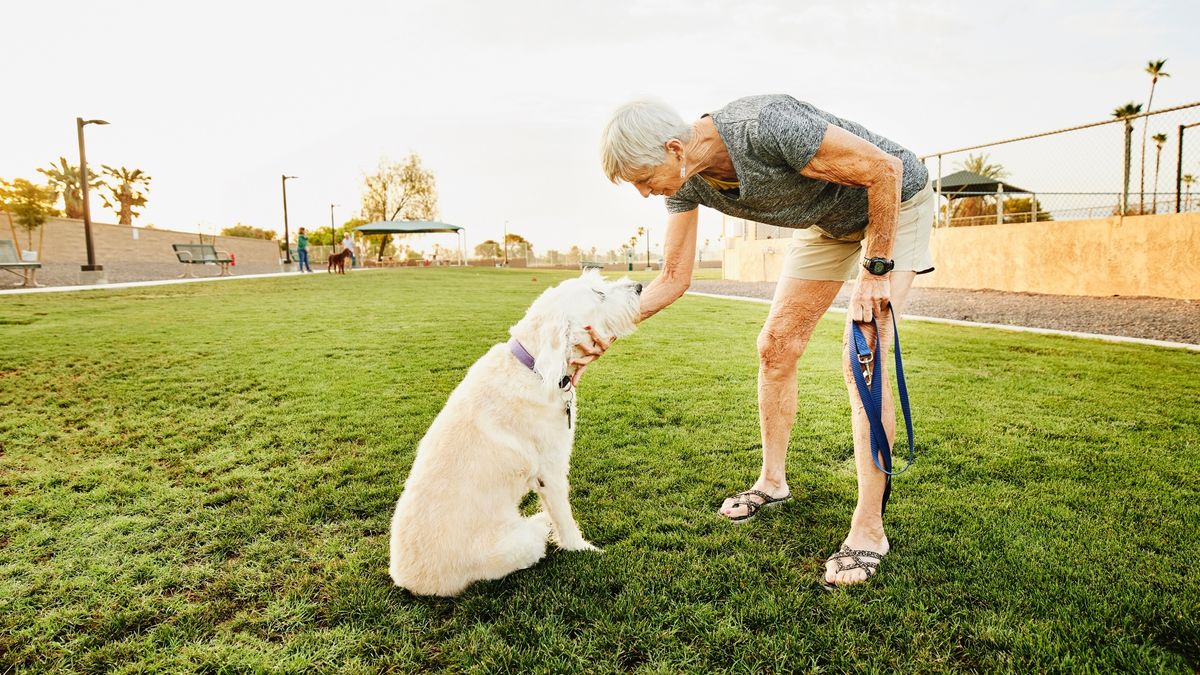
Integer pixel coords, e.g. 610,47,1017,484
594,95,934,587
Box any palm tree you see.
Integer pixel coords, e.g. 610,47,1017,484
37,157,99,219
1113,102,1143,215
1184,174,1197,211
949,154,1007,224
98,166,152,225
1151,133,1168,214
1138,59,1169,214
957,153,1008,180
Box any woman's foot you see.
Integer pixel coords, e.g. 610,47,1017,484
824,524,889,586
718,479,791,521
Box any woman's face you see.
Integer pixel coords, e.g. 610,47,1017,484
626,141,686,198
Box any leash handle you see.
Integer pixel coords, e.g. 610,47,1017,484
849,305,916,479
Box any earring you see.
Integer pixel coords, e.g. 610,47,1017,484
679,163,686,178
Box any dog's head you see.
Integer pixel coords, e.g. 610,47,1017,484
510,269,642,391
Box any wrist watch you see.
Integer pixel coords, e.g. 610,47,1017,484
862,257,894,276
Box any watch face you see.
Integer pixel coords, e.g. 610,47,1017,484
871,261,886,274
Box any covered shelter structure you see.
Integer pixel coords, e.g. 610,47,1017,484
353,220,466,266
933,170,1037,226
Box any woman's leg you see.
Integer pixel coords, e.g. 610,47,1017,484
824,270,917,586
719,277,842,519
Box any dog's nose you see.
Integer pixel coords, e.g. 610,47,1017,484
634,283,643,295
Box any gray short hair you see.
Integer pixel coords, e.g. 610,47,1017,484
600,99,693,183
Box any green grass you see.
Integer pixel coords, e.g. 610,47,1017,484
1,268,1197,673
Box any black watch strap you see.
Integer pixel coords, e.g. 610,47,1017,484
862,257,895,276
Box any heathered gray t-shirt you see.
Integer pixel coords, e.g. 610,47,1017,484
666,95,928,238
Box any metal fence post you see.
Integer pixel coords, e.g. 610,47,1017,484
1178,124,1186,214
935,154,943,226
1121,119,1133,216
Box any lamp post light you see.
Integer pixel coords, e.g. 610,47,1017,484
281,175,298,264
76,117,109,276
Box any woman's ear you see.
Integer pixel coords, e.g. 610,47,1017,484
533,315,570,392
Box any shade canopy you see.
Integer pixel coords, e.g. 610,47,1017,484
933,170,1031,194
354,220,463,235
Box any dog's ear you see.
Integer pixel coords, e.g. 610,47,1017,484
532,314,570,393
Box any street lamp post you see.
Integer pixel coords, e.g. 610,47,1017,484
76,117,109,277
281,175,298,265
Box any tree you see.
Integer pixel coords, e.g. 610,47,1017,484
1112,103,1143,215
37,157,99,219
950,154,1008,223
0,178,58,285
474,239,502,260
98,165,151,225
504,233,532,261
566,245,582,265
1138,59,1169,214
1000,197,1053,224
1183,174,1196,211
957,153,1007,180
360,154,438,260
220,223,277,240
1151,132,1168,214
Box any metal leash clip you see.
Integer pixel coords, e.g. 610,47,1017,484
857,352,874,386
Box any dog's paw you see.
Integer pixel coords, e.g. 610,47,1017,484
560,540,602,553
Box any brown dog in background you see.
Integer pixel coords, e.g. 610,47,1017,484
328,249,352,274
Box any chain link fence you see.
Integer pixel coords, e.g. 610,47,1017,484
922,102,1200,227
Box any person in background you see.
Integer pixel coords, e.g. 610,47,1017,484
297,227,312,273
342,231,356,268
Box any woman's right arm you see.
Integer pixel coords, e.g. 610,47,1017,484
638,208,698,322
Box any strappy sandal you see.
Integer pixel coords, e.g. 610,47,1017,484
823,544,885,589
720,489,791,523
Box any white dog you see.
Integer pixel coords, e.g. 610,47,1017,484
389,270,642,596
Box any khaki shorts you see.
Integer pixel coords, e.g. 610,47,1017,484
782,181,936,281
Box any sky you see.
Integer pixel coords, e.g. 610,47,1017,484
2,0,1197,256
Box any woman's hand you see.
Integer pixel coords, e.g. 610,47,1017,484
849,274,891,323
569,326,616,387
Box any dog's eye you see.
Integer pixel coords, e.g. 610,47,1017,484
592,290,606,301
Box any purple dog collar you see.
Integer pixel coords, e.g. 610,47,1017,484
508,337,572,390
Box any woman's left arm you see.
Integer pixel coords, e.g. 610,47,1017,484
798,125,903,323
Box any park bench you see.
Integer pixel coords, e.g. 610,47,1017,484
172,243,233,278
579,261,605,271
1,239,41,287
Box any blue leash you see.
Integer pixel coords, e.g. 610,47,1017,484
849,304,915,516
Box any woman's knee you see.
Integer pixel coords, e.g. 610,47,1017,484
757,328,804,375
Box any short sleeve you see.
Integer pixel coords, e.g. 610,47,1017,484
757,100,830,172
666,194,698,214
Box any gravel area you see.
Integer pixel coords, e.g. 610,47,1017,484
690,280,1199,345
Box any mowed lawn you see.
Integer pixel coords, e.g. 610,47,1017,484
1,267,1197,673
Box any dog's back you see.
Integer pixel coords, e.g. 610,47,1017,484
388,347,552,596
328,250,350,273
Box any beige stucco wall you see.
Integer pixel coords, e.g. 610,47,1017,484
3,215,280,267
913,212,1200,299
721,237,788,283
723,212,1200,299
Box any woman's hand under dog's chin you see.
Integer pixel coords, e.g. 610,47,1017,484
568,326,616,387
